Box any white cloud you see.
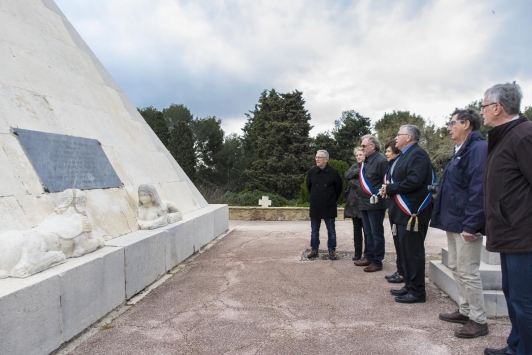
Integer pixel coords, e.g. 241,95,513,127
55,0,532,136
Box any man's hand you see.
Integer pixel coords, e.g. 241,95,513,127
379,183,388,198
461,231,479,243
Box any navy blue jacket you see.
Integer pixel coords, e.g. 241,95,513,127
430,130,487,234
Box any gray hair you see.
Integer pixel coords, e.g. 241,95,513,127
316,149,329,158
484,83,522,115
361,134,381,151
400,125,421,142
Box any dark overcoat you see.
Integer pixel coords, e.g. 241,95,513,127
344,163,361,218
386,143,434,226
484,117,532,253
306,164,342,219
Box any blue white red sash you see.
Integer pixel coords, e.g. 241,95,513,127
359,162,379,196
389,157,437,231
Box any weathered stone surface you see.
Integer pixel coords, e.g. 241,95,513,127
229,207,346,221
165,219,194,271
105,229,166,299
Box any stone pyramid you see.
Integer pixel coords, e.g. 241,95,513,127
0,2,228,355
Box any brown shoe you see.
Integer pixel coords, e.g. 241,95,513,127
439,310,469,324
363,264,382,272
354,259,370,266
454,320,489,338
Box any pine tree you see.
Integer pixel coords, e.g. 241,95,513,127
168,120,196,181
332,110,371,164
243,89,313,199
138,106,169,147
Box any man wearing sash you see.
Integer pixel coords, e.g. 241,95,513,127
354,135,388,272
430,109,489,339
482,83,532,355
379,125,434,303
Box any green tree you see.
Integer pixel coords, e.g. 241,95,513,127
192,116,225,185
163,103,194,129
168,120,196,180
522,105,532,120
138,106,169,146
374,110,426,144
243,89,313,199
310,132,339,159
217,133,246,191
332,110,371,164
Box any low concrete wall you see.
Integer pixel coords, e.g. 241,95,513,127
229,207,346,221
0,204,229,355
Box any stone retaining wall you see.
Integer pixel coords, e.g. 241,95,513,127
229,207,346,221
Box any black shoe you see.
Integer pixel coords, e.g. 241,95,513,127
484,346,514,355
352,255,361,261
390,287,408,296
395,294,426,303
307,250,319,259
385,272,398,280
328,250,338,260
387,274,404,283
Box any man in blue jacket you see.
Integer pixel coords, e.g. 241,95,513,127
431,109,489,339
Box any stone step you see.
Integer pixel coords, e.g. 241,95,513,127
481,237,500,265
441,248,502,290
429,260,508,317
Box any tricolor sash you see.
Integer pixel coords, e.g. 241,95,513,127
389,158,437,231
360,161,380,203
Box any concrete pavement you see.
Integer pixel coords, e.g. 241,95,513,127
63,220,511,355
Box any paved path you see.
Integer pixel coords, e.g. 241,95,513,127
66,220,510,355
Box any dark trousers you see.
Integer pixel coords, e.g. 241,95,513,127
390,220,404,276
352,217,366,258
310,218,337,251
500,252,532,355
397,223,428,298
360,209,386,267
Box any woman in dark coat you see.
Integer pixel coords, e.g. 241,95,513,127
344,147,366,261
383,140,403,283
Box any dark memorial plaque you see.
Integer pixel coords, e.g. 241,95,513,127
13,128,123,192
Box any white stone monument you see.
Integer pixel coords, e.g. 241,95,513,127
0,1,228,354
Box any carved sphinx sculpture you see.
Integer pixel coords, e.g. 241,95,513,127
137,184,182,230
0,189,104,278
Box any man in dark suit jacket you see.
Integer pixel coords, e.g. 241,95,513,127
306,150,343,260
379,125,434,303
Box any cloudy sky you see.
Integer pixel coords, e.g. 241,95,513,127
54,0,532,136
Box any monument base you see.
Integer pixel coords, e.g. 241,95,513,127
0,204,228,355
429,239,507,317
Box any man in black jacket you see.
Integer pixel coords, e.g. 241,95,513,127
482,83,532,355
354,135,388,272
380,125,434,304
306,150,343,260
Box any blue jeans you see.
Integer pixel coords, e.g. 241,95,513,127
500,253,532,355
310,218,336,251
360,209,386,267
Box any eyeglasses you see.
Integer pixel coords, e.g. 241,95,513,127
448,120,464,127
315,156,327,159
396,133,409,137
480,102,498,111
360,144,373,148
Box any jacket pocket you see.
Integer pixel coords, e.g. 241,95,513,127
495,201,511,227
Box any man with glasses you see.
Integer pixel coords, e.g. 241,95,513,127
431,109,489,339
306,150,343,260
481,83,532,355
379,125,434,303
354,135,388,272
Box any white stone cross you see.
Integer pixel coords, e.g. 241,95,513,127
258,196,272,208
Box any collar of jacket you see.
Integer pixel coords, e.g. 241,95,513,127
318,163,331,173
487,116,528,153
456,130,485,157
364,150,381,163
